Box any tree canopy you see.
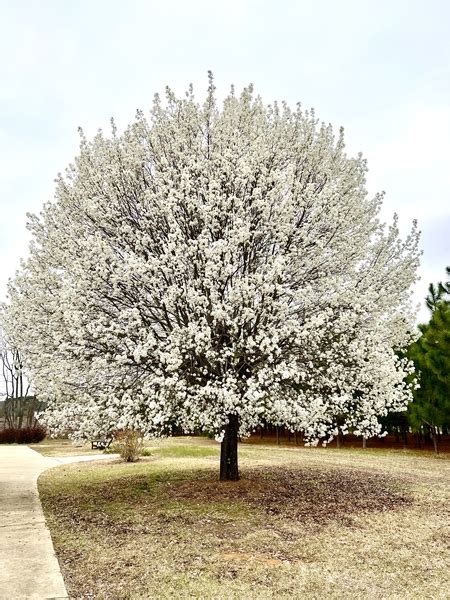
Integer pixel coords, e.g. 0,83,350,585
3,76,420,479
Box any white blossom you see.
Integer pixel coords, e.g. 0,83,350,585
2,75,420,445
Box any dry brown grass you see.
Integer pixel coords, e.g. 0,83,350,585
38,438,450,599
29,437,102,456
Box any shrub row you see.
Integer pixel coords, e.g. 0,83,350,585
0,426,46,444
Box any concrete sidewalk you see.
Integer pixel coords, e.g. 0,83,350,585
0,446,115,599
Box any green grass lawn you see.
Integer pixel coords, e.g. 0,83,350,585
38,438,450,599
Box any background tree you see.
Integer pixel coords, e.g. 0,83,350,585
408,269,450,454
0,337,42,429
3,76,419,480
425,266,450,312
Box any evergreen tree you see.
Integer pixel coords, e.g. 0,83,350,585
408,268,450,453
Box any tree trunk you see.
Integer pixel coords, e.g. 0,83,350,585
362,436,367,449
402,429,408,449
336,432,341,449
276,427,280,445
432,427,439,455
220,415,239,481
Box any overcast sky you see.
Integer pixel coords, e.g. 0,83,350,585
1,0,449,324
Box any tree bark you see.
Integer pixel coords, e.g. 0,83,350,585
432,427,439,455
362,436,367,449
220,414,239,481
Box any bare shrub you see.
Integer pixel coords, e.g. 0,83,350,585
112,429,143,462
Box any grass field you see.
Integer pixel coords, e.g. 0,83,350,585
38,437,450,599
29,437,102,456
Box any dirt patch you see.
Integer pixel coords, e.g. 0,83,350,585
41,465,411,541
166,466,411,524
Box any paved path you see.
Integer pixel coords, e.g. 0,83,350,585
0,446,115,599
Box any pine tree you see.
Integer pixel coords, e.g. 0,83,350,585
408,268,450,453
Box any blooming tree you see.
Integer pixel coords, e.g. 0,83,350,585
4,76,420,479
